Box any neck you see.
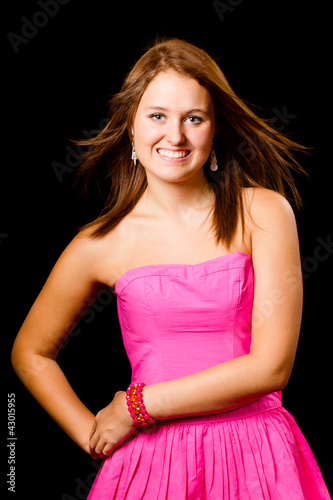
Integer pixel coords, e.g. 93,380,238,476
141,170,215,219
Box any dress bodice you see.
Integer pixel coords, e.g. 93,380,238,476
114,252,254,385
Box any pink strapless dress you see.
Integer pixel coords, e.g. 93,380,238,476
88,252,330,499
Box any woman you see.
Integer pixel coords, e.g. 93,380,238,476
12,38,330,499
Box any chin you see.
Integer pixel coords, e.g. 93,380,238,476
152,167,200,183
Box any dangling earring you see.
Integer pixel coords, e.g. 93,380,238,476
131,142,137,166
210,145,218,171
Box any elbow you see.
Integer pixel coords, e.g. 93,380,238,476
11,338,29,382
265,365,292,393
269,375,289,393
11,338,48,386
251,352,294,394
11,339,21,375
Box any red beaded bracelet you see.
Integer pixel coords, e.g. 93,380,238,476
126,383,155,427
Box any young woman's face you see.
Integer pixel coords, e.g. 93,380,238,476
132,69,216,184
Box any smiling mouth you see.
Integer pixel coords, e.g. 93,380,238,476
157,148,191,159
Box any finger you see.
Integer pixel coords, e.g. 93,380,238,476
89,434,101,459
101,431,133,458
90,444,104,460
93,435,110,458
89,420,97,440
89,424,100,450
102,443,114,457
89,435,98,453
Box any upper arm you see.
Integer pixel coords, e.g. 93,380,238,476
12,230,103,361
248,188,303,388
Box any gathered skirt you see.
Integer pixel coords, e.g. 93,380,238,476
87,396,330,499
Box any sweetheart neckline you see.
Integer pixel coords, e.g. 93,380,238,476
113,251,252,290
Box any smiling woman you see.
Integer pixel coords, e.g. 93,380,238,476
75,37,307,246
11,38,331,499
131,69,216,185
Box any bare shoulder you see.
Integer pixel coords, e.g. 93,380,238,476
242,188,301,277
243,187,296,233
63,227,101,262
71,220,140,287
53,226,109,285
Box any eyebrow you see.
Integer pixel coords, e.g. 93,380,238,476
144,106,209,115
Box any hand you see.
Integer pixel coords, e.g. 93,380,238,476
89,391,136,459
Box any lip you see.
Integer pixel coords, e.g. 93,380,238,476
155,148,192,161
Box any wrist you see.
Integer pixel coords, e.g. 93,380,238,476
126,383,155,427
141,383,167,420
114,391,137,428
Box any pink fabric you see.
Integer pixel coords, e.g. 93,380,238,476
88,252,330,499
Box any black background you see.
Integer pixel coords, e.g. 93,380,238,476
3,1,332,498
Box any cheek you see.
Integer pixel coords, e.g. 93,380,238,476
134,119,162,149
190,127,214,154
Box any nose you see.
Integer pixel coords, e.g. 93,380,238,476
165,119,186,145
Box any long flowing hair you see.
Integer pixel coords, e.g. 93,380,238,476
75,37,306,245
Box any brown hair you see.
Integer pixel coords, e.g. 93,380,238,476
75,37,306,245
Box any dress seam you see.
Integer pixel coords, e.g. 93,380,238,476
233,268,242,359
116,265,250,295
116,296,131,364
144,280,166,382
154,403,283,426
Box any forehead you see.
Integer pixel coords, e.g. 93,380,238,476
138,69,213,112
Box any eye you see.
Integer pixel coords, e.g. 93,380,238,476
186,115,203,124
149,113,165,121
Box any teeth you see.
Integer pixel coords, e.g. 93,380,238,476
157,149,189,158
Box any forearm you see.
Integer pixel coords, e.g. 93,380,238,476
12,351,95,453
143,353,286,420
